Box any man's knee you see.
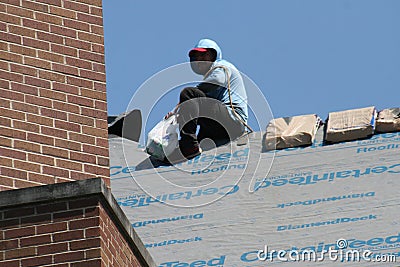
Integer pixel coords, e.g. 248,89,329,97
180,87,203,102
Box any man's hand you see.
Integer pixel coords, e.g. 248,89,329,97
164,112,174,119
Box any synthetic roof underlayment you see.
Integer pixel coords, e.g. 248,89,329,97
109,128,400,266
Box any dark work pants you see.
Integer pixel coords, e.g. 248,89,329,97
177,87,244,147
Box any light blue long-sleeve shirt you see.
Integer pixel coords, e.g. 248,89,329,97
193,39,248,123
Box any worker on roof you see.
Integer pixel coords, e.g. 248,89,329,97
165,38,249,161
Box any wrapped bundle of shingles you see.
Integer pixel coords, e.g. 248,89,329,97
264,106,399,150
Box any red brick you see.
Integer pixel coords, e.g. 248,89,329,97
0,116,11,127
40,107,68,120
36,0,62,6
0,260,19,267
68,113,94,126
5,247,36,260
8,25,35,38
39,70,65,84
37,32,63,46
70,151,96,164
50,24,76,38
11,101,39,114
9,44,36,57
81,107,107,120
94,100,107,111
51,43,77,57
0,60,9,71
21,1,48,12
27,132,54,145
0,240,18,250
53,229,83,242
38,50,64,63
82,125,106,137
36,12,63,25
42,165,69,178
67,76,93,89
27,113,54,126
52,62,78,76
78,0,102,5
80,88,105,100
0,79,10,91
85,227,100,238
64,0,90,13
1,167,28,180
37,242,68,255
68,132,95,144
93,82,106,92
0,147,26,160
4,226,35,239
4,206,34,219
67,95,93,107
13,140,41,153
85,247,101,258
91,43,104,54
95,137,108,148
10,82,38,95
79,50,103,63
53,210,83,223
21,255,52,267
28,153,54,165
0,12,21,25
97,156,109,167
70,237,101,250
71,259,101,267
79,69,105,82
1,88,24,102
0,136,12,148
54,138,81,150
92,62,105,73
84,165,109,176
70,171,95,181
54,120,80,132
6,5,34,18
13,120,40,133
24,57,51,70
42,146,69,159
27,173,54,184
78,31,103,45
39,88,66,102
0,51,22,64
10,63,37,76
69,217,99,230
25,94,53,107
0,126,26,140
14,179,42,188
22,18,50,32
0,71,23,84
52,82,79,94
53,101,79,114
36,222,68,235
50,6,76,19
55,251,85,262
41,125,68,138
55,158,82,170
78,12,103,26
23,37,50,50
63,19,90,32
82,144,108,157
66,56,91,69
90,6,102,16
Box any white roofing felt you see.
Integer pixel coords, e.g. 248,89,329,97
109,129,400,266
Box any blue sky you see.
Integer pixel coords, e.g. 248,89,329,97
103,0,399,132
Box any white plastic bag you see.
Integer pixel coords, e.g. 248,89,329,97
145,115,179,160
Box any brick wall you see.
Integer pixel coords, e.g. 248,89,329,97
0,0,110,190
0,179,155,267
